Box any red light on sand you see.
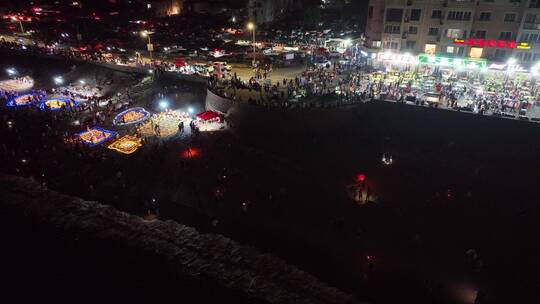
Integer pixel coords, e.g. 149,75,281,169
180,147,200,159
357,174,366,183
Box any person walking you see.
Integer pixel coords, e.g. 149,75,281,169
178,121,184,135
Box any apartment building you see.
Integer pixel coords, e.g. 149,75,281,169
366,0,540,63
516,0,540,62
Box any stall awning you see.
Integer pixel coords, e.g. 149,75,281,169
196,110,220,121
174,58,187,67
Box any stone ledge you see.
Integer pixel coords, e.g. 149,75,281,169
0,174,361,304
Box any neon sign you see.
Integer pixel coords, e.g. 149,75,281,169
516,42,531,50
418,54,487,68
453,39,517,49
377,52,418,64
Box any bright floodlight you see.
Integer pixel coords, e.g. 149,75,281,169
507,57,517,65
345,38,352,46
6,68,16,75
158,100,169,109
53,76,63,85
10,16,17,21
79,79,85,85
188,106,194,114
247,22,255,30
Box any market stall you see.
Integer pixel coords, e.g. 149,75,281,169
195,110,225,132
108,135,142,154
0,76,34,92
6,93,44,107
40,96,79,111
77,127,118,146
138,110,191,138
113,107,151,126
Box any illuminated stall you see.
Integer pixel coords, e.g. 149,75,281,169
40,96,79,111
195,110,225,132
6,93,43,107
108,135,142,154
113,107,151,126
0,76,34,92
138,110,191,138
77,127,118,146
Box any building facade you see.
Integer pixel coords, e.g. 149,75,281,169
366,0,540,64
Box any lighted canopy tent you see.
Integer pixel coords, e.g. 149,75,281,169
6,93,43,107
174,58,187,68
40,96,80,111
196,110,220,121
113,107,151,126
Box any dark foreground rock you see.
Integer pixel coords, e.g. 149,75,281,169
0,174,360,304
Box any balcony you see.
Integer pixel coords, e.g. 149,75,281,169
523,23,540,30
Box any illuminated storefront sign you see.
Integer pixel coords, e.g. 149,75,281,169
417,54,487,68
469,47,483,58
424,44,436,55
516,42,531,50
377,52,418,64
453,39,517,49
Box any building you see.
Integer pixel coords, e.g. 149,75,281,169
247,0,300,24
516,0,540,63
149,0,183,17
366,0,540,64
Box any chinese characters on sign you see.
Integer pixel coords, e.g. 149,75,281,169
453,39,519,49
417,54,487,68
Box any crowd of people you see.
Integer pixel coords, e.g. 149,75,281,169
3,30,540,119
207,55,540,120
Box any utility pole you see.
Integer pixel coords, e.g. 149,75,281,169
247,22,256,68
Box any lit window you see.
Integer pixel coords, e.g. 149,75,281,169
469,47,483,58
424,44,436,55
446,29,465,39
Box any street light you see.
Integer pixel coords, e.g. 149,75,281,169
6,68,17,76
53,76,64,85
10,16,24,34
158,99,169,110
141,30,154,61
247,22,256,67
